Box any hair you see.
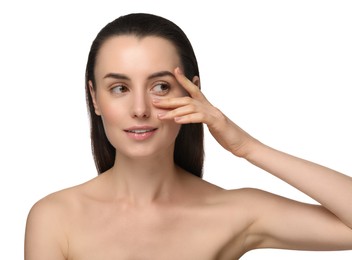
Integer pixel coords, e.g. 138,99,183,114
85,13,204,177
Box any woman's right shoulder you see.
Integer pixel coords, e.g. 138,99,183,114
25,177,101,259
27,176,99,222
27,185,81,222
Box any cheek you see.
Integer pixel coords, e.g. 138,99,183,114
97,99,127,144
96,92,129,123
163,119,182,140
100,103,124,125
98,103,126,150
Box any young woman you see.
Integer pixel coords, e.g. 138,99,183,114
25,13,352,259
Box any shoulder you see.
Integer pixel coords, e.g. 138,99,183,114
219,187,287,205
28,188,73,218
25,177,102,258
208,187,273,205
205,187,289,223
24,186,78,259
182,170,283,209
184,172,275,208
26,174,104,233
26,186,80,235
27,175,101,221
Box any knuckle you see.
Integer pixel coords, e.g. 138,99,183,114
184,96,192,103
199,113,206,121
190,103,197,111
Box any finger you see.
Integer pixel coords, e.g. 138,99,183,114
174,112,206,124
157,103,198,120
152,96,193,109
174,67,204,99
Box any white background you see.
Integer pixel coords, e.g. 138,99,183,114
0,0,351,259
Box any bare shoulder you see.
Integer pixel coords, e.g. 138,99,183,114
25,176,103,259
203,185,274,206
202,187,291,226
215,187,303,219
28,187,76,220
182,172,274,208
26,181,88,235
27,175,102,221
218,187,290,205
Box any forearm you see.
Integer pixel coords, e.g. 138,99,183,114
243,140,352,228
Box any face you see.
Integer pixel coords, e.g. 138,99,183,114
90,35,187,159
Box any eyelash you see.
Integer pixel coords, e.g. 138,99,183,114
110,84,128,94
151,82,170,95
109,82,171,96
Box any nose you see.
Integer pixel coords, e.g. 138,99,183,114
130,90,151,118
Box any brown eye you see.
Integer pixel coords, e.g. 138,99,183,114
111,85,128,94
151,83,170,95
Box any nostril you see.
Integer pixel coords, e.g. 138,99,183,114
132,106,151,118
131,93,152,118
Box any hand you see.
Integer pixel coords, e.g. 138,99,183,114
152,67,256,158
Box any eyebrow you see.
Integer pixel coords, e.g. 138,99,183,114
147,71,175,80
103,70,175,80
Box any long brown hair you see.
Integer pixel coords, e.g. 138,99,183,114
85,13,204,177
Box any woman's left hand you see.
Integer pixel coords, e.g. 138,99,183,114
153,67,255,158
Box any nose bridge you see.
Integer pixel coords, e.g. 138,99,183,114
131,86,150,118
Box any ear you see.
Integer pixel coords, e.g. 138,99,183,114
88,81,101,116
192,76,201,89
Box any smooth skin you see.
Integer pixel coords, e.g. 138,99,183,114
25,36,352,260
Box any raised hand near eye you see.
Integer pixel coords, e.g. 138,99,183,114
152,67,256,158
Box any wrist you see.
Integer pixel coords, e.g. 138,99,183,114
231,135,261,159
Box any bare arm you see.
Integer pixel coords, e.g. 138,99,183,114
213,117,352,251
240,188,352,251
239,140,352,251
245,139,352,228
154,67,352,251
25,195,67,260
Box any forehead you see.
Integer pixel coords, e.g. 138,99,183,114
95,35,181,77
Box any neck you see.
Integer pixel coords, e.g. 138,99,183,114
107,153,184,205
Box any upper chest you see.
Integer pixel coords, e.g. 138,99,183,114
66,201,251,260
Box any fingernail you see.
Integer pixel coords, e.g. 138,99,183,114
152,98,160,103
176,67,183,75
158,112,166,118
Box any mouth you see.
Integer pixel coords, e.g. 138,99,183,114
124,127,158,141
125,128,157,134
124,125,158,134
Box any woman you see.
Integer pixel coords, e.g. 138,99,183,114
25,13,352,259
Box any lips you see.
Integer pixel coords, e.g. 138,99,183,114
125,129,156,134
124,126,158,133
124,126,158,140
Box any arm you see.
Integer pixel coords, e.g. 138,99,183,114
245,139,352,228
239,187,352,251
154,67,352,251
25,195,67,260
240,139,352,251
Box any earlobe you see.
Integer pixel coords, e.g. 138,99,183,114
88,81,101,116
192,76,201,89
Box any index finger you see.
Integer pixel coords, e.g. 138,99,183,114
174,67,203,99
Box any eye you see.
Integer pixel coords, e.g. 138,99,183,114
151,83,170,95
111,84,128,94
